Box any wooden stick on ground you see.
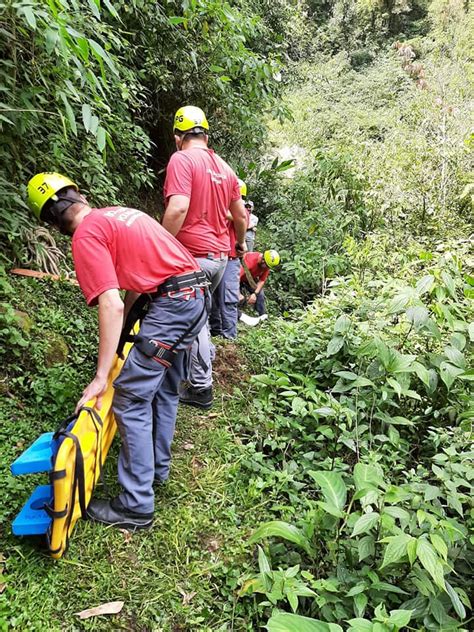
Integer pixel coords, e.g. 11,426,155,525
10,268,79,286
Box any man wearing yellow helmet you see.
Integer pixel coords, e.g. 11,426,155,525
27,172,208,530
162,105,248,408
239,250,280,316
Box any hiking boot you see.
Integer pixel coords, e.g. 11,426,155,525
179,384,213,409
87,497,153,531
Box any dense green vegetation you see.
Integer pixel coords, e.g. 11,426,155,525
0,0,472,630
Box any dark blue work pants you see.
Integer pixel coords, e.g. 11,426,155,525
112,291,206,513
210,257,240,339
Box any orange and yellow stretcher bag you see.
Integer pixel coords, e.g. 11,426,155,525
10,333,135,559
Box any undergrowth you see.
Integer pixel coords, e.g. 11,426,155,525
236,236,473,631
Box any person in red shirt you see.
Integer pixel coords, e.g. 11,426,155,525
162,106,247,408
239,250,281,316
210,179,249,339
27,172,208,530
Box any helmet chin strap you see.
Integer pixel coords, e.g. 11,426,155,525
41,196,85,234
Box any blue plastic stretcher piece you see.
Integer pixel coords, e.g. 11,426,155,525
10,432,56,476
12,484,53,536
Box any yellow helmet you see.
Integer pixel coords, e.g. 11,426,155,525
238,178,247,197
27,172,78,220
173,106,209,133
264,249,280,268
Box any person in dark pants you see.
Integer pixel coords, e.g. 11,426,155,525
210,180,249,340
27,172,207,530
162,106,247,408
239,250,280,316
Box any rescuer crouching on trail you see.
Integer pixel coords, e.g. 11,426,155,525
27,172,208,530
162,106,247,409
239,250,281,316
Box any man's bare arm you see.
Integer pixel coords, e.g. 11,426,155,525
75,289,124,412
229,198,248,249
162,195,190,236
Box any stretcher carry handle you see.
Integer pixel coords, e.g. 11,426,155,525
53,412,78,438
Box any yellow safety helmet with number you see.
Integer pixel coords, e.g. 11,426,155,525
264,249,280,268
27,172,78,220
173,106,209,133
238,178,247,197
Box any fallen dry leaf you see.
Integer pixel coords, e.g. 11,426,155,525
74,601,124,619
182,442,195,451
207,412,219,418
0,583,6,594
206,538,221,552
177,586,197,606
118,529,132,543
191,456,205,477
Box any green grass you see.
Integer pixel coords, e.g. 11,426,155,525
1,384,264,631
0,274,268,630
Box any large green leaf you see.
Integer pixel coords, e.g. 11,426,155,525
82,103,92,133
266,612,343,632
415,275,434,296
441,271,456,298
380,534,412,568
20,5,37,29
347,619,373,632
59,92,77,135
89,39,117,74
406,306,429,327
468,322,474,342
445,581,466,619
327,336,344,355
353,463,382,491
334,314,351,334
87,0,101,20
309,471,347,512
416,538,445,590
358,535,375,561
249,521,313,555
443,345,465,368
412,361,431,387
439,362,464,390
387,609,413,628
97,126,106,151
351,512,380,537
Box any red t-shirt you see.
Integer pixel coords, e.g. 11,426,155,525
72,207,200,306
163,147,241,256
240,252,270,284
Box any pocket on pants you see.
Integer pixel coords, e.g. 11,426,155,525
113,345,167,401
224,278,239,304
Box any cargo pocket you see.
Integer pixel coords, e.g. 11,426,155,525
224,277,239,304
113,345,167,401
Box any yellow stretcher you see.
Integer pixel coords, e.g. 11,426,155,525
11,332,136,558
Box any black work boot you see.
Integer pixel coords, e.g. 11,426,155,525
179,384,213,409
87,497,153,531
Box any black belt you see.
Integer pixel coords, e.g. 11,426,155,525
116,270,209,358
153,270,208,295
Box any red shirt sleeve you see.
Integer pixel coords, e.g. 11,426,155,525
259,267,270,283
72,236,120,306
164,152,193,201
